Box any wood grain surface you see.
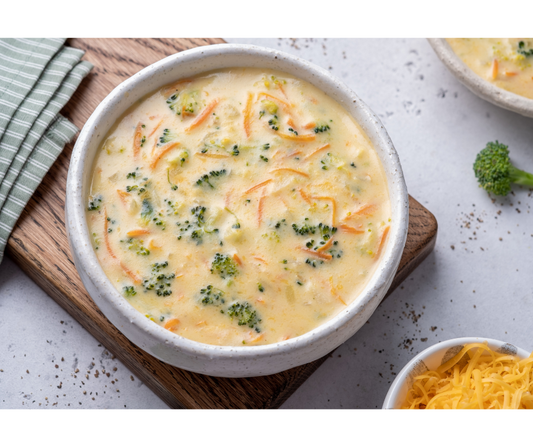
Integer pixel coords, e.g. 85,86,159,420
6,38,438,409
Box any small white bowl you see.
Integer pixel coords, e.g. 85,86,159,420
66,44,409,377
383,337,530,409
428,38,533,119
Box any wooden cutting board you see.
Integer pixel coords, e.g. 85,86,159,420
6,38,438,409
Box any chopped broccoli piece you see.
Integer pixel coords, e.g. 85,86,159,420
158,128,175,146
231,145,240,156
123,286,137,297
167,168,178,191
292,221,316,236
517,41,533,57
227,302,261,332
314,123,331,133
200,285,225,305
196,169,227,188
123,237,150,256
88,194,103,211
142,261,175,296
210,253,239,279
473,141,533,196
140,199,154,223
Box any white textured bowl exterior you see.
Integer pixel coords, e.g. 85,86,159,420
66,44,409,377
428,38,533,119
383,337,530,409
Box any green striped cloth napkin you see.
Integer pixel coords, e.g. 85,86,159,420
0,38,93,264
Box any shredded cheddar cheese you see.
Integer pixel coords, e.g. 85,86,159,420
402,342,533,409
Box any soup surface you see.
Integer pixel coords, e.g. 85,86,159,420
86,68,391,346
447,38,533,99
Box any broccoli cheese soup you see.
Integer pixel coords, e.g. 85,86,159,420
86,68,391,346
447,38,533,99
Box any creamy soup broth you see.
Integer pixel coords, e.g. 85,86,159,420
86,68,391,346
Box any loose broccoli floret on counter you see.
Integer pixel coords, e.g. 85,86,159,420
88,194,103,211
210,253,238,279
200,285,225,305
143,261,175,296
517,41,533,57
227,302,261,332
195,169,227,188
473,141,533,196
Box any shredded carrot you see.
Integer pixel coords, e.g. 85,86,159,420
300,247,332,260
164,318,180,332
258,92,292,111
127,229,150,237
287,117,297,129
243,92,254,138
303,122,316,129
282,150,302,159
133,122,143,161
104,208,141,284
304,143,330,160
344,204,377,220
491,59,499,80
196,152,229,159
317,238,334,252
148,119,164,137
504,71,517,76
150,142,180,169
270,168,309,178
233,253,243,266
161,79,192,97
299,188,312,205
116,189,129,206
243,179,272,195
277,82,288,99
374,226,390,258
184,99,219,133
336,295,347,306
281,335,291,341
257,189,266,227
253,256,268,264
277,132,316,142
339,224,364,234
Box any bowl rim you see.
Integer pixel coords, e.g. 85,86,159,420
428,38,533,119
66,43,409,363
382,336,531,409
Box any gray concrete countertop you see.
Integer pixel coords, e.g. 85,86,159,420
1,38,532,409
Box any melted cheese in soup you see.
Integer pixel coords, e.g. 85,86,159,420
86,68,391,346
447,38,533,99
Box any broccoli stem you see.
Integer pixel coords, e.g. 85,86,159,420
509,166,533,187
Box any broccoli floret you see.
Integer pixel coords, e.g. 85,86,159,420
473,141,533,196
200,285,225,305
158,128,175,146
195,169,227,188
122,286,137,297
142,261,175,296
88,194,103,211
517,41,533,57
314,123,331,133
227,302,261,332
210,253,239,279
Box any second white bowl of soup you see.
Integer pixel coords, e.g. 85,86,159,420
66,44,409,377
429,38,533,118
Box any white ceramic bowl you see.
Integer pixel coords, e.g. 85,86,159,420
66,44,409,378
428,39,533,119
383,337,530,409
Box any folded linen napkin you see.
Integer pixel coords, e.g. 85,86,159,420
0,38,93,264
